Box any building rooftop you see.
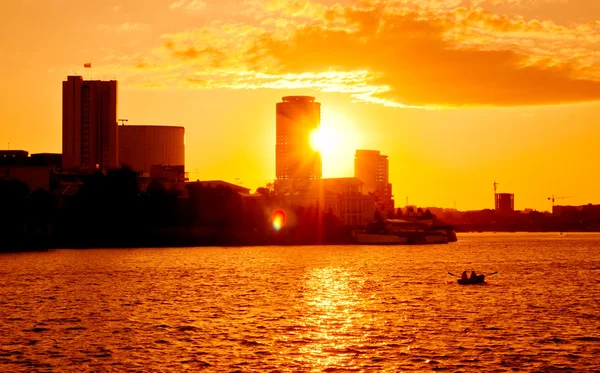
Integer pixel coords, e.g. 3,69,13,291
281,96,315,102
355,149,387,158
119,124,185,130
65,76,117,83
186,180,251,194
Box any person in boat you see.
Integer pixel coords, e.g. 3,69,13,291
461,271,469,281
469,270,478,279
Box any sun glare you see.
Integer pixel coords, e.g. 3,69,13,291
310,108,360,178
310,126,339,155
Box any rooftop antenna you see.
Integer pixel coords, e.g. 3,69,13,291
118,119,128,126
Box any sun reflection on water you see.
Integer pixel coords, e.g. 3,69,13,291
290,267,368,370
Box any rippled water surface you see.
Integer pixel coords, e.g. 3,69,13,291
1,233,600,372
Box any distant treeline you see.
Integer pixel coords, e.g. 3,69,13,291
436,209,600,233
0,167,350,252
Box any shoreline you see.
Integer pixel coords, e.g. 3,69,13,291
3,231,599,253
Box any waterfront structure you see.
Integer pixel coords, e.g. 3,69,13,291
62,76,118,172
495,193,515,213
275,96,322,193
354,149,393,211
118,125,185,175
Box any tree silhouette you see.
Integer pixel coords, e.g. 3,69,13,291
396,208,404,218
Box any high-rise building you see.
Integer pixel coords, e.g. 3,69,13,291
62,76,118,172
354,149,393,211
275,96,321,192
119,125,185,174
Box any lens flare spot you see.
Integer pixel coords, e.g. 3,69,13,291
272,209,286,230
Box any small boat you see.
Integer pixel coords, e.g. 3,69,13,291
457,274,486,285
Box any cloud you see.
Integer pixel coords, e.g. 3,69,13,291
170,0,207,11
96,22,151,32
119,0,600,107
242,4,600,106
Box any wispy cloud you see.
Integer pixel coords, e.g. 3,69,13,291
96,22,151,32
170,0,207,11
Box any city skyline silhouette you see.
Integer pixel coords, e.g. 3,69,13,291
2,0,600,211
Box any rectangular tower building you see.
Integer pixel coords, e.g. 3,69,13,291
495,193,514,213
275,96,322,192
354,149,393,211
62,76,118,172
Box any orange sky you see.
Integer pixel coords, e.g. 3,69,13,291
2,0,600,211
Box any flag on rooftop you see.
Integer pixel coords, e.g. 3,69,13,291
84,63,91,68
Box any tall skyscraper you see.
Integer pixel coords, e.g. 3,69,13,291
62,76,118,172
275,96,322,192
354,150,394,210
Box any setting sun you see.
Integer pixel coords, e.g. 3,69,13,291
310,125,338,155
311,108,362,179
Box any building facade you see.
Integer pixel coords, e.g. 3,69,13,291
0,164,52,191
354,149,393,211
495,193,515,213
321,177,376,226
30,153,62,170
275,96,322,193
62,76,118,172
118,125,185,175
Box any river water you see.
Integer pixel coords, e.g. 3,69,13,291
0,233,599,372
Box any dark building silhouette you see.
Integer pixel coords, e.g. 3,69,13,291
119,125,185,175
275,96,321,192
495,193,514,213
0,150,29,160
0,150,52,191
30,153,62,170
354,149,394,210
62,76,118,172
